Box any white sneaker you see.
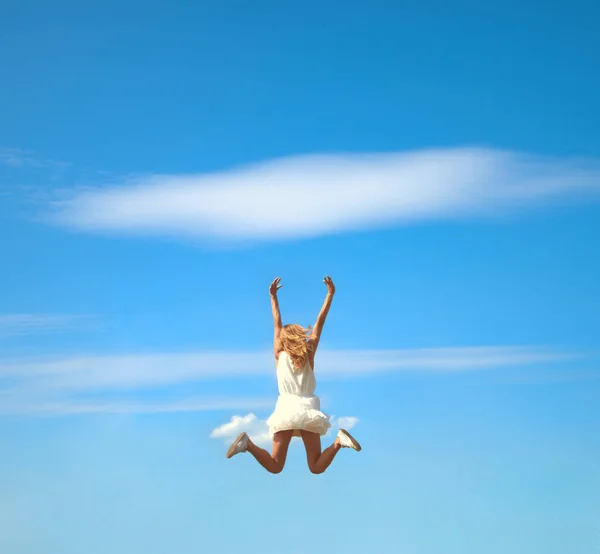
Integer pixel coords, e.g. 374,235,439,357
337,429,361,451
226,432,249,458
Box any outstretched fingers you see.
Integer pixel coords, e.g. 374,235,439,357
269,277,283,296
323,275,335,294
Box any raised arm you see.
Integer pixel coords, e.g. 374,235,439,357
269,277,283,358
310,276,335,353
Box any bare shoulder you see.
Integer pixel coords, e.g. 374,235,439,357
308,335,319,351
273,333,283,362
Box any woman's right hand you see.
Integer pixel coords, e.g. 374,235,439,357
269,277,282,296
323,275,335,295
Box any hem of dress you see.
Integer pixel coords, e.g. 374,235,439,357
268,425,331,438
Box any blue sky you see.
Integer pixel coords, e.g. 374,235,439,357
1,1,599,553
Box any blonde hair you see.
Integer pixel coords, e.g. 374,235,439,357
280,323,314,371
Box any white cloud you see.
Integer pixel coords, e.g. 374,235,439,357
210,412,360,447
49,147,600,246
0,314,94,337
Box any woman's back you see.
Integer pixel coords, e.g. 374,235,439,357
276,351,317,397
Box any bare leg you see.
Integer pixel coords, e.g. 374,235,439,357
300,430,342,474
246,430,293,474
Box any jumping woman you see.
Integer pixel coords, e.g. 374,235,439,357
225,276,361,474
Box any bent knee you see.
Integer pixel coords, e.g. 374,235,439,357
309,465,324,475
271,463,285,474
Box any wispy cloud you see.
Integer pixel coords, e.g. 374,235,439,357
0,345,581,416
0,346,576,390
315,346,579,375
0,314,95,337
0,148,33,168
49,147,600,246
0,148,70,169
210,413,360,447
0,395,273,417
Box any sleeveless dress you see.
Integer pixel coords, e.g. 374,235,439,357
265,350,332,438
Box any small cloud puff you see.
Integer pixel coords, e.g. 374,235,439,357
210,413,272,447
336,416,359,430
0,313,94,337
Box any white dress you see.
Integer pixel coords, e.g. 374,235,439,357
266,350,332,438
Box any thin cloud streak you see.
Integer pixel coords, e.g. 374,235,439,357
0,346,584,416
0,396,273,416
0,314,95,337
0,148,70,169
316,346,579,375
0,346,577,392
0,148,33,168
50,147,600,246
